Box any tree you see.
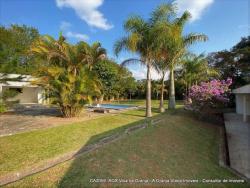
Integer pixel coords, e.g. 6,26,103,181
154,61,168,112
114,4,176,117
178,53,218,97
208,36,250,88
93,59,119,101
31,34,105,117
0,24,40,74
154,10,208,109
187,78,232,115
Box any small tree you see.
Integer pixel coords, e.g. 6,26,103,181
31,34,105,117
187,78,232,114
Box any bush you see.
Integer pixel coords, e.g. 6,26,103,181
0,102,6,113
186,78,232,114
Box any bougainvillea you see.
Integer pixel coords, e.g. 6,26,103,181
186,78,232,113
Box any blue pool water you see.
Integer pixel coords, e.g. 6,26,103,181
99,104,135,109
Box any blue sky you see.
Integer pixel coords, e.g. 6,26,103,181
0,0,249,79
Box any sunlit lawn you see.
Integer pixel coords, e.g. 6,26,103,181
6,108,248,188
0,100,166,177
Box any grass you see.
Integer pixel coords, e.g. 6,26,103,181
111,99,183,108
6,108,248,187
0,101,164,176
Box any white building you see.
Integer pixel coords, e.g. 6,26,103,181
233,84,250,122
0,74,45,104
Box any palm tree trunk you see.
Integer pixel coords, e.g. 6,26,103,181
168,67,176,109
146,63,152,117
159,76,165,112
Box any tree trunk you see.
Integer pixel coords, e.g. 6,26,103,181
159,76,165,112
117,93,120,103
168,67,176,109
99,94,104,104
146,63,152,117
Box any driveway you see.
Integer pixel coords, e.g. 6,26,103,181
0,104,104,137
224,113,250,179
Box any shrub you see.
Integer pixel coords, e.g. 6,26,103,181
186,78,232,114
0,102,6,113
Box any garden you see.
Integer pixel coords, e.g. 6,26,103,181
0,1,249,187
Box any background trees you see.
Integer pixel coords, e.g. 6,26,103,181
0,24,40,74
208,36,250,89
177,53,218,97
93,59,136,102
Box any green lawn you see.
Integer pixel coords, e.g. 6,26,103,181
111,99,183,108
0,102,164,176
6,108,248,187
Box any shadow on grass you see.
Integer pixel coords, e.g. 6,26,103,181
119,107,160,117
13,104,62,117
56,110,168,187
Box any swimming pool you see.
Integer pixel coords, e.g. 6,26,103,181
98,104,136,110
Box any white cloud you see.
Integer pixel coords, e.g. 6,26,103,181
56,0,113,30
66,31,89,40
130,65,169,80
175,0,214,22
60,21,71,31
59,21,89,41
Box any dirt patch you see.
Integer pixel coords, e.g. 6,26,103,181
0,105,106,137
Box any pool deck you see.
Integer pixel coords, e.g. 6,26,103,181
224,113,250,179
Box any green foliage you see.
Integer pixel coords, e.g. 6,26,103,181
0,102,6,113
2,89,20,100
177,53,219,97
93,59,136,100
0,88,20,111
31,35,105,117
151,5,208,109
208,36,250,88
0,24,40,74
114,3,178,117
93,59,119,98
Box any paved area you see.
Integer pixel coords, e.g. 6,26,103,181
0,104,105,137
224,113,250,179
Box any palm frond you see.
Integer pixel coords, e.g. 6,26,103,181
120,58,145,67
184,33,208,46
150,3,176,24
113,37,129,56
124,15,147,33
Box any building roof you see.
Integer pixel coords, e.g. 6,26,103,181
0,73,35,82
0,73,38,87
233,84,250,94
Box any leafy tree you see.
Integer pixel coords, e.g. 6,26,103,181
187,78,232,115
114,4,176,117
93,59,136,101
93,59,119,101
208,36,250,88
31,34,105,117
135,79,146,99
116,68,137,100
0,24,40,74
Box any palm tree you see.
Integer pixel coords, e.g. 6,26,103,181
180,53,219,97
31,34,105,117
154,11,208,109
154,61,168,112
114,4,175,117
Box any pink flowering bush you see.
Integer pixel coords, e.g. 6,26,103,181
186,78,232,113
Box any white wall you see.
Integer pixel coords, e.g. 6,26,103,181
2,86,39,104
236,94,250,115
